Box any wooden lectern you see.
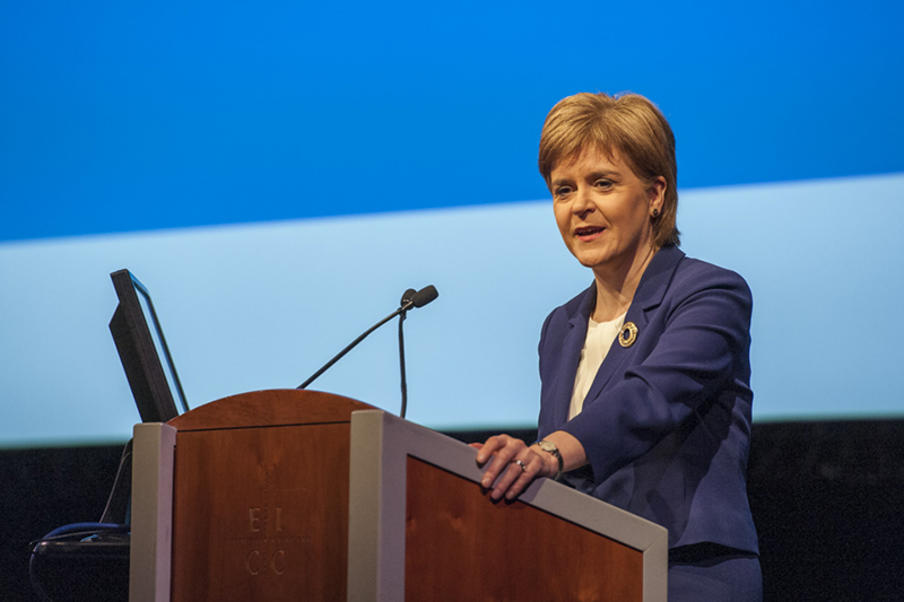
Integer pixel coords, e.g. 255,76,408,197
130,390,667,601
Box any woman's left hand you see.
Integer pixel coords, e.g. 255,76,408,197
472,434,551,501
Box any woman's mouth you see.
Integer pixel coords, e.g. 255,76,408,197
575,225,605,241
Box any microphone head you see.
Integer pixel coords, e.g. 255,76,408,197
412,285,438,308
400,288,417,306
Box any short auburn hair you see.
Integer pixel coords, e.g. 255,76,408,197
538,92,680,247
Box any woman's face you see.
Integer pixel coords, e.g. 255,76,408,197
550,147,664,278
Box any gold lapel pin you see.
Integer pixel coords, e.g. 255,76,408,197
618,321,638,348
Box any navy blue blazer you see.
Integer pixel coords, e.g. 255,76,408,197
537,245,759,553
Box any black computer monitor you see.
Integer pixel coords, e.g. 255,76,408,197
29,270,189,597
108,269,188,423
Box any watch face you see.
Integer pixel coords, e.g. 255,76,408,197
539,440,557,454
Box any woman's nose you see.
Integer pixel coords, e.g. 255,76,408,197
572,187,594,217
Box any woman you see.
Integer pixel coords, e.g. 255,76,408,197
475,92,761,600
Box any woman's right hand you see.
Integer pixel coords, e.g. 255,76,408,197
473,434,551,501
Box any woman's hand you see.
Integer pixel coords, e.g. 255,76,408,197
473,434,554,501
472,431,587,501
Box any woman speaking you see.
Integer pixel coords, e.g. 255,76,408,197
475,92,761,600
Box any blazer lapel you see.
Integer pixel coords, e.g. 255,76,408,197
581,246,685,409
549,285,595,428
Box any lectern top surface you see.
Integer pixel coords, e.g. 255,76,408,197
167,389,374,431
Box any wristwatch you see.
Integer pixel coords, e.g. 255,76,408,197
535,439,564,481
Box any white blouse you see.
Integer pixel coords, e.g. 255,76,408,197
567,312,627,420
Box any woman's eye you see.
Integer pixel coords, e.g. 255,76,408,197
594,179,613,189
554,186,572,197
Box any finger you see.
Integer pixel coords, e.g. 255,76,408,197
481,451,515,489
468,442,483,450
503,454,544,500
479,438,522,488
491,451,540,500
489,460,525,500
475,434,510,465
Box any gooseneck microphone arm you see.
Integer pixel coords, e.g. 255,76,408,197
297,285,438,392
297,306,404,390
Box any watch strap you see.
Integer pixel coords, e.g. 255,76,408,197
535,439,564,481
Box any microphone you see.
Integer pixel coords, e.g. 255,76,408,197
400,288,417,308
410,285,438,308
398,285,437,418
400,285,437,311
298,285,439,392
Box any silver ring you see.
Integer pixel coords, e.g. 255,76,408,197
514,459,527,472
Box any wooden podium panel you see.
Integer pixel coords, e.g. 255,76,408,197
348,410,667,601
131,389,372,602
168,390,371,601
404,457,643,601
170,422,351,600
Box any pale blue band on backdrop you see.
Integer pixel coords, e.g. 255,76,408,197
1,174,902,446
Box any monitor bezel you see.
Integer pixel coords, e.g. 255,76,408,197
108,269,187,423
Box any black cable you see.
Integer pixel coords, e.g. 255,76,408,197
99,439,132,524
28,523,129,601
29,549,53,602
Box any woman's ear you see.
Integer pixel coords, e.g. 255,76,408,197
647,176,667,215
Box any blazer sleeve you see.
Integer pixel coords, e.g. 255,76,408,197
559,263,753,483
